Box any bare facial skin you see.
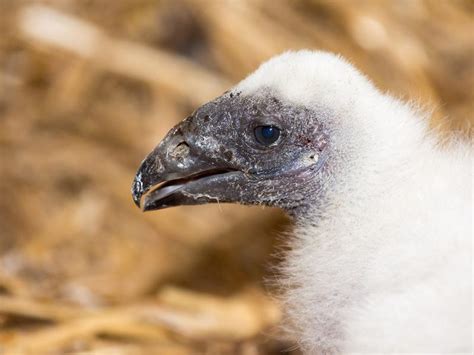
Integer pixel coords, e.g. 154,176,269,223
132,91,329,215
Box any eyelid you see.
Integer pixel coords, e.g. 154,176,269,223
250,119,280,129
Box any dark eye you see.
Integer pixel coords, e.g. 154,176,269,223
254,125,281,146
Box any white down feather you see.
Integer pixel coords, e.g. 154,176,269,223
234,50,473,353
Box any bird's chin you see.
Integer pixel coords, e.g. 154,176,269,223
142,169,244,211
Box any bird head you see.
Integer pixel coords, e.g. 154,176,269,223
132,50,376,214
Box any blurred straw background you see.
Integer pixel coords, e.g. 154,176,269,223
0,0,472,354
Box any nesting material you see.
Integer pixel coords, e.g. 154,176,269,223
0,0,472,354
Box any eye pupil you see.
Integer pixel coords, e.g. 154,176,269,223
254,125,280,146
261,126,274,139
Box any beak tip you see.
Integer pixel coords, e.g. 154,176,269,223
142,198,167,212
142,197,155,212
131,177,144,209
132,196,141,209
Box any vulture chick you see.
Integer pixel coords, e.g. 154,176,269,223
132,51,472,353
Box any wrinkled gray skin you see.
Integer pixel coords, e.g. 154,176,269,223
132,90,330,217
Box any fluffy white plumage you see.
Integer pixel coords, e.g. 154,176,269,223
234,51,473,353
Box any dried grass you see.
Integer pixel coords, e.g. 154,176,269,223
0,0,472,354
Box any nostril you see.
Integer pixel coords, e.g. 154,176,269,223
170,142,190,160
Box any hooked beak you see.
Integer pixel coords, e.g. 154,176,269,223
131,122,243,211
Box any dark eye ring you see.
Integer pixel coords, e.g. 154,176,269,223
254,125,281,146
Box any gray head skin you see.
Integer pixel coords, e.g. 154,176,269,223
132,90,330,217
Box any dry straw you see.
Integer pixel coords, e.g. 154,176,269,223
0,0,472,354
